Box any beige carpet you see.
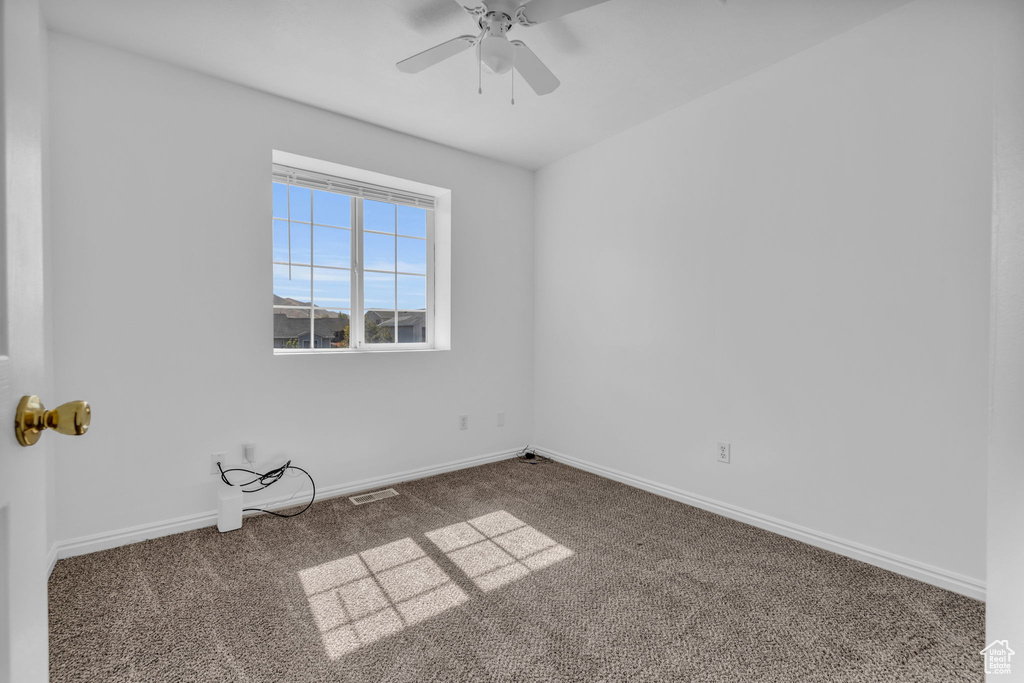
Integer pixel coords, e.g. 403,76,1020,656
49,458,984,682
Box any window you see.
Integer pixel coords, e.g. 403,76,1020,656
272,162,437,352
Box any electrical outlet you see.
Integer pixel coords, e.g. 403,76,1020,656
497,411,505,427
210,452,227,475
717,442,731,464
243,443,256,464
459,414,469,431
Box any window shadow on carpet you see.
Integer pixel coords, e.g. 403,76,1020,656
425,510,574,591
297,510,573,659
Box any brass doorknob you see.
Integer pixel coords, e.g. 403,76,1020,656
14,395,91,447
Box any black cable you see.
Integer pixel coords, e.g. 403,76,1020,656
514,446,552,465
218,460,316,518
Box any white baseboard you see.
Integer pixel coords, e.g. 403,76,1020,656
54,447,521,562
533,446,986,602
46,543,58,578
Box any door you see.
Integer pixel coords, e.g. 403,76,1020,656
0,0,51,681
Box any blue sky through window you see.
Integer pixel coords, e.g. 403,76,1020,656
288,186,311,222
274,183,428,348
398,274,426,310
398,205,427,238
313,226,351,268
397,237,426,274
364,200,394,233
364,232,395,271
272,183,288,219
364,272,394,309
313,268,351,308
313,190,350,227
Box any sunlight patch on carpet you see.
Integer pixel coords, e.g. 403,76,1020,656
426,511,574,591
298,538,468,659
298,511,573,659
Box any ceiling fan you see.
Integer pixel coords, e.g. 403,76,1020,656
396,0,613,97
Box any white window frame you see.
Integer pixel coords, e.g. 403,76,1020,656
272,152,449,354
351,199,435,351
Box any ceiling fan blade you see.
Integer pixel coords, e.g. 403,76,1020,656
516,0,612,25
511,41,560,95
453,0,488,18
397,35,477,74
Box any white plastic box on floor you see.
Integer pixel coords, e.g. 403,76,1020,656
217,483,243,532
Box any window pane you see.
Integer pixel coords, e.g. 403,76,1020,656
364,232,395,272
395,311,427,343
273,307,311,349
397,205,427,238
273,264,310,304
289,186,311,222
397,274,426,310
364,200,395,234
313,268,351,309
287,222,311,265
397,237,426,274
313,226,350,268
364,310,396,344
313,190,350,227
363,272,395,309
313,309,350,349
273,182,288,219
273,220,290,262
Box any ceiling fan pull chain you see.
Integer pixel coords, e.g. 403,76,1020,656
511,67,515,105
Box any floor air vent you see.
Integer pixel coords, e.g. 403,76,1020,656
349,488,399,505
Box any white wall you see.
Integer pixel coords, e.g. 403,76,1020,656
48,33,534,543
534,0,992,586
987,0,1024,660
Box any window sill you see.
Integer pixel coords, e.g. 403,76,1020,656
273,346,445,356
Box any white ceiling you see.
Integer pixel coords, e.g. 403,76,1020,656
42,0,911,170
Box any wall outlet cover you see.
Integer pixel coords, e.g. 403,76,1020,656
210,452,228,475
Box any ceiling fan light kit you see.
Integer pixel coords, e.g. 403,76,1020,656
479,33,515,75
397,0,613,99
